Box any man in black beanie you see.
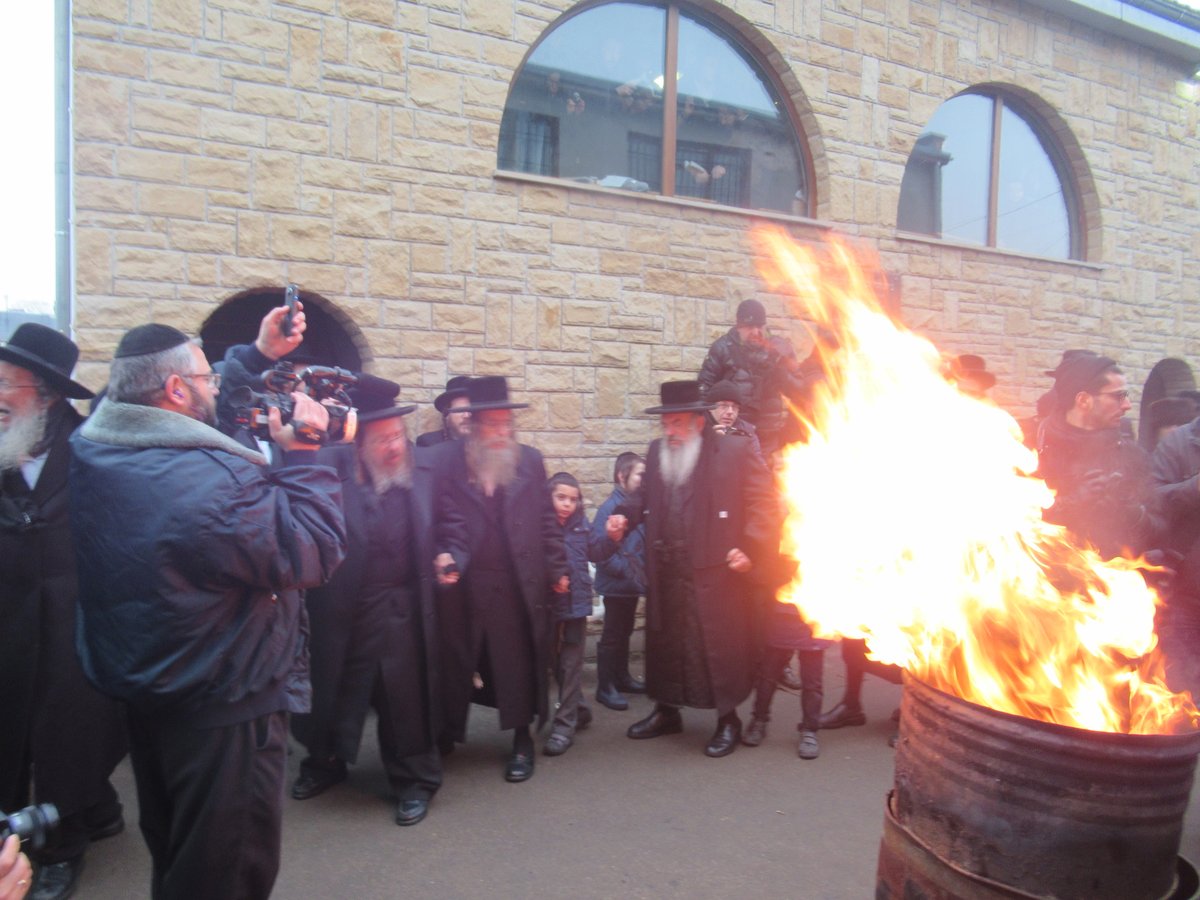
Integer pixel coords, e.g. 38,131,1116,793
1036,353,1162,559
69,323,347,900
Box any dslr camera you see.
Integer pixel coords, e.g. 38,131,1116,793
230,361,358,445
1,803,59,851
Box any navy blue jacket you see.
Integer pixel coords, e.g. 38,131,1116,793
555,509,618,621
591,486,646,597
70,400,347,728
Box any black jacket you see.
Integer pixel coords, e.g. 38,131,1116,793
70,400,347,727
1037,414,1163,559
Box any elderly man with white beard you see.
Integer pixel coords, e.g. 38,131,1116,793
0,324,126,900
291,375,451,828
433,376,569,783
623,380,781,757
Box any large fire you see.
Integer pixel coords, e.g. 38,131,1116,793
760,227,1198,735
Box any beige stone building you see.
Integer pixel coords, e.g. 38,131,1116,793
70,0,1200,487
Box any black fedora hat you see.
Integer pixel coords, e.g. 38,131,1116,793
457,375,529,413
644,380,715,415
350,373,416,424
0,323,94,400
434,375,473,414
950,354,996,390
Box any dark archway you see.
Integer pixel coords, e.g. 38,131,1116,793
199,287,366,372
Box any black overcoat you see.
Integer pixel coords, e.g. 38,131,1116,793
292,443,446,762
0,402,125,813
640,429,781,713
436,441,568,739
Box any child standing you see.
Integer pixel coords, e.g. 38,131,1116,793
544,472,619,756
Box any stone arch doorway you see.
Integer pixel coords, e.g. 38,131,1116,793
199,286,367,371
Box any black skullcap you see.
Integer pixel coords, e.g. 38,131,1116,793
115,323,191,359
736,299,766,327
1053,354,1118,413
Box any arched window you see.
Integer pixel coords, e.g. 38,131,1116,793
498,2,811,216
897,90,1081,260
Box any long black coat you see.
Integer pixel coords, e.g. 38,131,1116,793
436,441,568,738
0,402,125,813
293,444,446,762
640,429,781,713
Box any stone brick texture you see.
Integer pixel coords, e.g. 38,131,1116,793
72,0,1200,502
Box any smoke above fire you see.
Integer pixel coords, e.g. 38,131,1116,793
759,227,1198,735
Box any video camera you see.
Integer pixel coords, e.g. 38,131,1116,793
1,804,59,851
230,361,358,445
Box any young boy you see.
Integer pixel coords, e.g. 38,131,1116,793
544,473,621,756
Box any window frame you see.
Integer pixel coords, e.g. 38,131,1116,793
899,87,1084,261
499,0,816,218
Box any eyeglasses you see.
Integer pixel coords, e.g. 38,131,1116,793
179,372,222,389
0,378,39,392
713,402,739,414
1092,389,1129,402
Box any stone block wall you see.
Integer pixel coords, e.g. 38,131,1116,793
71,0,1200,495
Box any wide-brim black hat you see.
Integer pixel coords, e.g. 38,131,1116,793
350,373,416,423
644,380,714,415
434,375,473,414
0,323,94,399
456,375,529,413
950,354,996,390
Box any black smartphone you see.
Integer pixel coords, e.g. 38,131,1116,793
281,283,299,337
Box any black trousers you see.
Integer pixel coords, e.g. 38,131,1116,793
597,595,638,656
127,709,287,900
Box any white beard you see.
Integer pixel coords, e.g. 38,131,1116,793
0,406,48,472
363,456,412,495
658,432,702,489
466,434,519,497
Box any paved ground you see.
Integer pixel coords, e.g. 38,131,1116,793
61,649,1200,899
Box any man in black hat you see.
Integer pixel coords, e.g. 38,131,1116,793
432,376,569,782
291,374,449,827
415,375,472,447
0,324,126,900
1036,353,1162,559
70,323,347,899
623,380,781,757
698,299,818,459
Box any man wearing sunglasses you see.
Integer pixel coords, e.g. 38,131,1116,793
1036,353,1163,560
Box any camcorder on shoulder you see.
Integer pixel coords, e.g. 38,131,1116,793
1,803,59,851
230,361,358,445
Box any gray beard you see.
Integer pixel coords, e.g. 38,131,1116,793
659,433,702,488
466,435,518,496
363,457,412,495
0,406,48,472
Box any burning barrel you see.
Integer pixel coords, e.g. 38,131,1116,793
876,674,1200,899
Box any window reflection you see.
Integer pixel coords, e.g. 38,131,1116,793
498,2,808,214
897,91,1076,260
996,106,1069,258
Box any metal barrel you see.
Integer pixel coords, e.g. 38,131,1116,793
879,674,1200,900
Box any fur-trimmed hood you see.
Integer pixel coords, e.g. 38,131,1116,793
81,399,266,466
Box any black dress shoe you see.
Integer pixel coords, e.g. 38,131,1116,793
88,812,125,842
627,707,683,739
616,674,647,694
395,798,429,826
504,751,535,782
818,702,867,729
777,664,804,691
32,856,83,900
704,718,741,757
291,761,347,800
596,683,629,711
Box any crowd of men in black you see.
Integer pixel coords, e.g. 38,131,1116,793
3,295,1200,900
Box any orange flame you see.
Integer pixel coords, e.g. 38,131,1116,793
759,227,1198,735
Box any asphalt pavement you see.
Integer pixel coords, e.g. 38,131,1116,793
63,649,1200,899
